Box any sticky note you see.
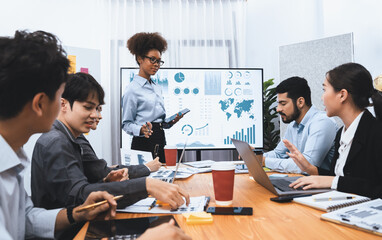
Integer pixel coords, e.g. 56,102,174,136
263,167,271,172
80,67,89,73
182,212,213,224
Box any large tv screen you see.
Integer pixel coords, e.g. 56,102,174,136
120,68,263,150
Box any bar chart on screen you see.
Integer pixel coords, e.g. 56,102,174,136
194,124,209,136
224,125,256,145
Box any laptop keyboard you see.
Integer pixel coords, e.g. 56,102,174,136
271,179,304,192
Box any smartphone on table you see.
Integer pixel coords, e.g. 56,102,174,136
206,207,253,215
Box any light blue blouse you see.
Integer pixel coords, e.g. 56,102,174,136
121,75,166,136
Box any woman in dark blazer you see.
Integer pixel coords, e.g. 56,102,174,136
284,63,382,199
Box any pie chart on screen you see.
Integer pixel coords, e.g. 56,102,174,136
174,72,185,83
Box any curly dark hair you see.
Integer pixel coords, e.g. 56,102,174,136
127,32,167,65
0,30,69,120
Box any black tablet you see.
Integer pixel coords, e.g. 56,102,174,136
85,215,178,240
164,108,190,124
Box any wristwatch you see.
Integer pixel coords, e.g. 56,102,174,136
67,206,76,225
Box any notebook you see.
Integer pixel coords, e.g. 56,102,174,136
321,198,382,236
118,196,210,214
293,190,371,212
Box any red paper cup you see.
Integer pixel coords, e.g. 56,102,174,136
212,161,235,206
164,146,177,166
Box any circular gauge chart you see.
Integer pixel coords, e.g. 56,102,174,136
183,88,190,94
174,88,181,95
227,71,233,79
174,72,185,83
181,124,193,136
234,88,242,96
235,71,242,79
192,88,199,95
225,88,233,96
245,71,251,79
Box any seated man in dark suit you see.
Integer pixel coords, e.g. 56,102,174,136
31,72,189,210
76,104,161,184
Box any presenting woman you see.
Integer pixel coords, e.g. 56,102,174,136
284,63,382,199
122,32,182,163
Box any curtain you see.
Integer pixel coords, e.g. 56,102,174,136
103,0,247,164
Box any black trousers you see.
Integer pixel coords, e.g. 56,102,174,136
131,123,166,163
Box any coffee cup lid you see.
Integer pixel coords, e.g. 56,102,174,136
211,161,235,171
164,145,177,149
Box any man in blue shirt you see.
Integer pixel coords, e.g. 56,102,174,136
263,77,337,173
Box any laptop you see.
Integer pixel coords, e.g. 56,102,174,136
231,139,330,196
154,141,187,183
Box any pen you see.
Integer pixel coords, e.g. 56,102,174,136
75,195,124,212
313,196,355,202
154,144,159,158
148,199,157,210
146,122,151,133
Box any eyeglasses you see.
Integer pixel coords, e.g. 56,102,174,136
144,56,164,66
96,105,102,116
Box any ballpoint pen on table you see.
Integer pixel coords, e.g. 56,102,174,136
313,196,355,202
148,199,157,210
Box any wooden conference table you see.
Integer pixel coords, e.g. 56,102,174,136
74,172,379,239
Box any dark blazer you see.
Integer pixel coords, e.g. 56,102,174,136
76,134,150,183
31,120,149,209
318,110,382,199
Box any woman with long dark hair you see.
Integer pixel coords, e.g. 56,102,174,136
284,63,382,198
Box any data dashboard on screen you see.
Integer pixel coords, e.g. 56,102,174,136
121,68,263,149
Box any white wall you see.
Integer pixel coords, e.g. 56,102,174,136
0,0,115,164
245,0,324,83
246,0,382,84
322,0,382,78
0,0,103,48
